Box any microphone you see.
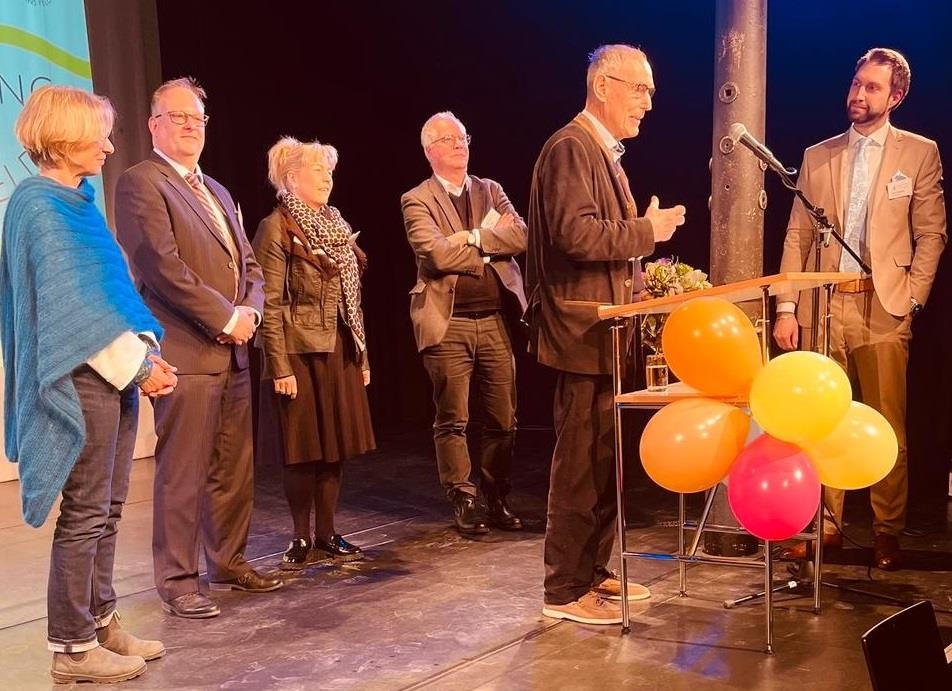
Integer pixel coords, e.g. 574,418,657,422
728,123,793,175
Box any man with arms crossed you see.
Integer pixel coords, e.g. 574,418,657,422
401,112,528,536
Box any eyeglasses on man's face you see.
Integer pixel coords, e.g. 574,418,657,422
153,111,210,126
429,133,471,148
604,74,655,98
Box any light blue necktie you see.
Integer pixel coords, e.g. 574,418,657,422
840,136,872,274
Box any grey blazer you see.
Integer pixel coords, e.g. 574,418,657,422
400,175,528,351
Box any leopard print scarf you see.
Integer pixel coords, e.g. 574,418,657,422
282,193,365,353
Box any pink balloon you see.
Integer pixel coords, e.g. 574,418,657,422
727,434,820,541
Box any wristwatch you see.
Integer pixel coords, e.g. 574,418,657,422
910,298,923,316
132,355,154,386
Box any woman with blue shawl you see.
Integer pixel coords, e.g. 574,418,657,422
0,86,178,684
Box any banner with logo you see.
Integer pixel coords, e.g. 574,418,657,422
0,0,95,478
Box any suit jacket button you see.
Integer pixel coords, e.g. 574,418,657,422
624,278,632,287
228,261,236,269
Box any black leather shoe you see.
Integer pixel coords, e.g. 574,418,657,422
209,569,284,593
313,534,363,559
453,493,490,535
162,592,220,619
282,538,311,569
487,497,523,530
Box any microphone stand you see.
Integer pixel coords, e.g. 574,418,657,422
722,144,894,613
764,159,871,346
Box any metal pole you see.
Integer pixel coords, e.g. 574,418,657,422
706,0,768,559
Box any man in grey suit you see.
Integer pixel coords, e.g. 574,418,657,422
527,45,685,624
401,111,528,535
116,77,282,619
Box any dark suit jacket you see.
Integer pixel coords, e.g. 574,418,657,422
401,175,528,352
115,153,265,373
778,126,947,318
525,115,655,375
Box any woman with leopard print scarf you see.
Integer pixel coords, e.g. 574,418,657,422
252,137,376,569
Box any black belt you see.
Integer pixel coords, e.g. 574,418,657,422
453,310,500,320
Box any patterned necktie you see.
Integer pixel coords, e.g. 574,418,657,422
840,137,872,274
184,172,239,298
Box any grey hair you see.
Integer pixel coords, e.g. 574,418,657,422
151,76,206,115
420,111,467,149
586,44,646,93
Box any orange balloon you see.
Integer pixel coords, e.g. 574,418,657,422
804,401,898,490
640,398,751,493
661,297,763,396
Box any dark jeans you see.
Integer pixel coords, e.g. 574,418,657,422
543,371,617,605
47,367,138,652
421,314,516,500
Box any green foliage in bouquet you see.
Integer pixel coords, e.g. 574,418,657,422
641,257,712,353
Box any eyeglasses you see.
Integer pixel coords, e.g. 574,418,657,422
153,111,210,126
429,133,471,148
604,74,655,98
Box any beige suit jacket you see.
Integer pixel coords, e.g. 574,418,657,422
778,125,946,318
400,175,528,352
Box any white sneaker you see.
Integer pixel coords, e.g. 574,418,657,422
542,591,623,625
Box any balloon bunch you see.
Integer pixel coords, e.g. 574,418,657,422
639,297,898,541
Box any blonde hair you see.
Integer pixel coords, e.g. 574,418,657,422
151,76,206,115
586,44,646,93
266,136,339,197
420,111,466,149
15,85,115,168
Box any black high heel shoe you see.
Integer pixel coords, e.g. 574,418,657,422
313,534,363,560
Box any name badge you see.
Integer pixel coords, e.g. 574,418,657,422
887,171,913,199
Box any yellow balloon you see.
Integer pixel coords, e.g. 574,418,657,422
640,398,751,493
748,351,852,444
803,401,898,490
661,297,763,396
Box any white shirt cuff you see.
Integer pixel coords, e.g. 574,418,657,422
86,331,149,390
221,308,240,335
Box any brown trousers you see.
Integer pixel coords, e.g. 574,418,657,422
804,289,910,537
543,371,617,605
151,367,255,601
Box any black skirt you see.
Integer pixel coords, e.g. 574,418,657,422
257,319,375,465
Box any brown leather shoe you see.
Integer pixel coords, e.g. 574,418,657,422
210,569,284,593
778,532,842,560
874,533,901,571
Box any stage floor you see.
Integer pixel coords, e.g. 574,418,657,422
1,428,950,689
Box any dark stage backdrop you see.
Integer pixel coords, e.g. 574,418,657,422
153,1,952,518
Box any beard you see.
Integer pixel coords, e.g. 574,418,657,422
847,101,885,126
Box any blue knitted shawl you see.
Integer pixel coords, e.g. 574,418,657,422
0,176,162,527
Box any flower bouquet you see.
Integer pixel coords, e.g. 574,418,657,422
640,257,712,354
